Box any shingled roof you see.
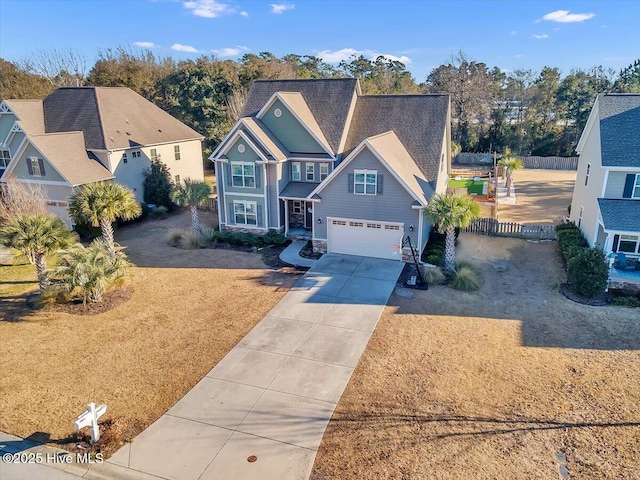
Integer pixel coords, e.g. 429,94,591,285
241,78,359,153
598,94,640,168
344,95,449,182
3,100,46,134
598,198,640,232
43,87,203,151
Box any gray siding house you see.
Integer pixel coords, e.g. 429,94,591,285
211,79,451,261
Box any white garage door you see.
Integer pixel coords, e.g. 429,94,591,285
327,218,404,260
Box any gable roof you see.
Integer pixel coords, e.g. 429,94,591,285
344,94,449,182
241,78,359,153
598,94,640,168
242,117,289,161
598,198,640,232
43,87,203,151
2,100,45,134
27,132,114,185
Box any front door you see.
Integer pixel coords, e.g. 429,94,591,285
304,202,313,229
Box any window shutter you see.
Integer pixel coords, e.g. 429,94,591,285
38,158,46,176
225,164,231,186
348,173,354,192
257,204,263,227
613,234,620,252
228,202,234,224
255,165,262,188
623,174,635,198
27,158,33,175
377,174,384,194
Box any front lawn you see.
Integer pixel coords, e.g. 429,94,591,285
0,210,301,442
312,235,640,479
448,178,486,195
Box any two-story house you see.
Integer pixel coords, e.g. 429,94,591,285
0,87,204,226
569,93,640,285
210,79,451,261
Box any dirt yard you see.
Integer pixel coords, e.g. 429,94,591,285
498,169,576,224
312,234,640,479
0,209,301,441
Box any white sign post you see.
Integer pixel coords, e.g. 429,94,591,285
74,403,107,442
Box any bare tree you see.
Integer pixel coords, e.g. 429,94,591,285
226,88,248,123
0,175,48,224
21,49,88,87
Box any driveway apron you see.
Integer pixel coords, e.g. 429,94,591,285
102,254,404,480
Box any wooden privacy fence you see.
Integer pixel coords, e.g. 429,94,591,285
517,156,578,171
464,218,556,240
202,196,218,211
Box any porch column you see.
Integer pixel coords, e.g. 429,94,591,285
284,199,289,237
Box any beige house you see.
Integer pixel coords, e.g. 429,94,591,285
0,87,204,226
569,93,640,286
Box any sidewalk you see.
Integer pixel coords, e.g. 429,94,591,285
279,240,317,268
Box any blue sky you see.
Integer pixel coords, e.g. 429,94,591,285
1,0,638,81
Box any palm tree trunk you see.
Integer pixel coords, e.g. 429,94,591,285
35,253,48,293
443,228,456,276
506,171,512,197
190,205,201,234
100,218,115,254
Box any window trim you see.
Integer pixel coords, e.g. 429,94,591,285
618,234,640,254
233,200,258,226
0,149,10,168
354,169,377,195
577,206,583,228
150,148,158,161
306,163,314,181
320,163,329,181
29,157,42,177
292,201,302,214
292,162,301,181
174,145,181,161
632,174,640,199
584,163,590,187
231,161,256,188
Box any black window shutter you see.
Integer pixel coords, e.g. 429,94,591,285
377,174,384,194
225,164,231,186
27,158,33,175
348,173,354,192
38,158,45,176
257,204,263,226
613,234,620,252
255,165,262,188
623,174,635,198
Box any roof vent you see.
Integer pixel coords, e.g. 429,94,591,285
110,137,115,142
126,131,131,136
158,129,162,133
125,119,129,123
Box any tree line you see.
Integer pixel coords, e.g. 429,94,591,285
1,48,638,158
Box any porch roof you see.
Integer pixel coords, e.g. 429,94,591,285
599,198,640,232
280,182,318,199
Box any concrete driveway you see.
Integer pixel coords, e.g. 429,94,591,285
101,254,404,480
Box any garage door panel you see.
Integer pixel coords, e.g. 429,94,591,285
327,218,403,260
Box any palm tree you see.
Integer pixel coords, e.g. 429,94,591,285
425,193,479,276
69,182,141,254
0,213,77,292
49,238,133,305
171,178,212,234
497,150,524,197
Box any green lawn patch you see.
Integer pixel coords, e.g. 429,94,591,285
448,178,486,195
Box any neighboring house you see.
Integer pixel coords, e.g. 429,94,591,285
569,93,640,281
210,79,451,261
0,87,204,226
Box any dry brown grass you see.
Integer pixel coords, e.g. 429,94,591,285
498,169,576,224
0,209,300,441
312,235,640,480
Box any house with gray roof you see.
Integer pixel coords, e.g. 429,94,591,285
0,87,204,226
210,78,451,260
569,93,640,285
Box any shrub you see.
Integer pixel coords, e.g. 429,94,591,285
421,265,445,285
261,229,287,247
47,239,132,305
425,254,442,266
557,227,588,262
180,231,202,249
150,205,168,219
611,296,640,308
166,229,184,247
567,248,609,298
456,260,479,273
451,266,479,291
556,221,578,232
143,160,174,209
199,227,219,244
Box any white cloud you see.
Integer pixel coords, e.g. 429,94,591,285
510,30,518,35
171,43,199,53
532,34,549,39
270,3,295,14
212,45,249,57
183,0,235,18
240,10,248,17
541,10,595,23
317,48,411,65
134,41,157,48
514,54,523,58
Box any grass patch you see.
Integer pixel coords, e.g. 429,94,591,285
0,263,38,297
448,178,486,195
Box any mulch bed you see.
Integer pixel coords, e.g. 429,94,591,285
559,283,610,307
50,287,133,315
56,416,145,458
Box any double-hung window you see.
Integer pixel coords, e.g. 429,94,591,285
292,162,301,181
0,149,10,168
231,162,255,188
29,157,42,177
306,163,314,181
584,163,590,187
174,145,181,161
234,200,257,226
150,148,158,161
354,169,377,195
320,163,329,181
633,174,640,199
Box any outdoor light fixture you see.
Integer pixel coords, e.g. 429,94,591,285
317,217,323,223
409,225,414,232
